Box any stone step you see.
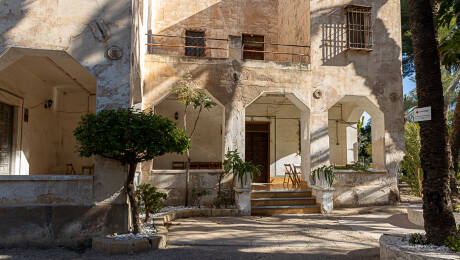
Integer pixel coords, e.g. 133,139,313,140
251,197,316,207
251,205,321,215
251,190,311,199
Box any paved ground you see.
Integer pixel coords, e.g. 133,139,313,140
0,205,422,260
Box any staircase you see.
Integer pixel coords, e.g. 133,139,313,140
251,183,321,215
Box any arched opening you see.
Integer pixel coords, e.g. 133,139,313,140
152,90,225,170
327,96,385,170
245,92,310,183
0,48,96,175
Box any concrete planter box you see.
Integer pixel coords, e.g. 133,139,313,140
407,207,460,227
92,234,167,254
380,234,460,260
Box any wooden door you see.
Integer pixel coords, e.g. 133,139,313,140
245,122,269,183
0,102,13,175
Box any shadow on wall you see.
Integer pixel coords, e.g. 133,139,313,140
311,0,404,171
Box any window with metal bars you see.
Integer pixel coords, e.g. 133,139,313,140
346,5,373,50
242,34,264,60
185,30,205,57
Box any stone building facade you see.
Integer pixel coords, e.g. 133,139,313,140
0,0,403,246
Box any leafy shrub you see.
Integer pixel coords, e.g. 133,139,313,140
191,188,207,207
311,165,335,187
445,225,460,252
136,184,167,222
400,122,423,197
408,233,428,245
214,189,235,209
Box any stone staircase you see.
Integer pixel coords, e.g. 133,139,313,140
251,184,321,215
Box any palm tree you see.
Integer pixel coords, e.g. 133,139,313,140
408,0,457,244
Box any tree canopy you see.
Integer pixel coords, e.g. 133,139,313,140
74,108,190,164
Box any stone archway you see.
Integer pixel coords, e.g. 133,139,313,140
245,91,311,182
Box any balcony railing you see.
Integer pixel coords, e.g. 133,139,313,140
146,33,310,63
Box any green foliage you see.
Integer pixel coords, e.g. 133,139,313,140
401,0,460,76
191,188,207,207
136,184,167,222
214,189,235,209
408,233,428,245
358,121,372,165
401,122,423,196
73,108,190,164
401,0,414,77
445,225,460,252
224,150,260,187
174,85,217,112
403,89,418,112
311,165,335,187
437,0,460,69
334,163,370,172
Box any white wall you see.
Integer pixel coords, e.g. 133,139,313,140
153,96,224,169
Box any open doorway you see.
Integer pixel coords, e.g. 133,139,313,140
245,122,270,183
327,96,385,170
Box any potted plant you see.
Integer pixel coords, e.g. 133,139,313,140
311,165,335,188
223,150,260,189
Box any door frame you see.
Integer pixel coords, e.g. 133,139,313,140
245,121,270,183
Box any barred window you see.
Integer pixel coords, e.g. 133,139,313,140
185,30,205,57
346,5,373,50
242,34,264,60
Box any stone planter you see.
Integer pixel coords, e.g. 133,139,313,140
311,186,334,213
380,234,460,260
407,207,460,227
235,172,252,215
92,234,167,254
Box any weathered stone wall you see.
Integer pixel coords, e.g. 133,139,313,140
332,170,398,207
142,170,233,206
309,0,405,176
0,175,93,205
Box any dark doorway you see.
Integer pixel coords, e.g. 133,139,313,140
245,122,270,183
0,102,14,175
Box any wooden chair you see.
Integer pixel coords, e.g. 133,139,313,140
283,164,296,186
292,165,302,186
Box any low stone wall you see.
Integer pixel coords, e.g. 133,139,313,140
0,203,128,248
333,170,398,207
0,175,129,248
143,170,232,206
0,175,93,205
380,234,460,260
407,207,460,227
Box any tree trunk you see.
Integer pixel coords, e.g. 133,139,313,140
450,91,460,175
127,162,142,234
408,0,457,244
184,108,190,207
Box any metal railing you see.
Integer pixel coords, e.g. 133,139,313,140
146,33,310,63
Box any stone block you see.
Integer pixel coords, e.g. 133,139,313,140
197,208,212,217
92,237,151,254
150,234,167,249
211,209,224,216
153,217,165,227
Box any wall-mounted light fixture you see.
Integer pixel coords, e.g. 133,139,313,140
174,112,179,120
44,99,53,109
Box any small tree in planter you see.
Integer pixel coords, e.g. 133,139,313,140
74,108,189,234
174,83,216,206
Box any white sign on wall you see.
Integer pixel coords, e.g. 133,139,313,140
407,106,431,122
